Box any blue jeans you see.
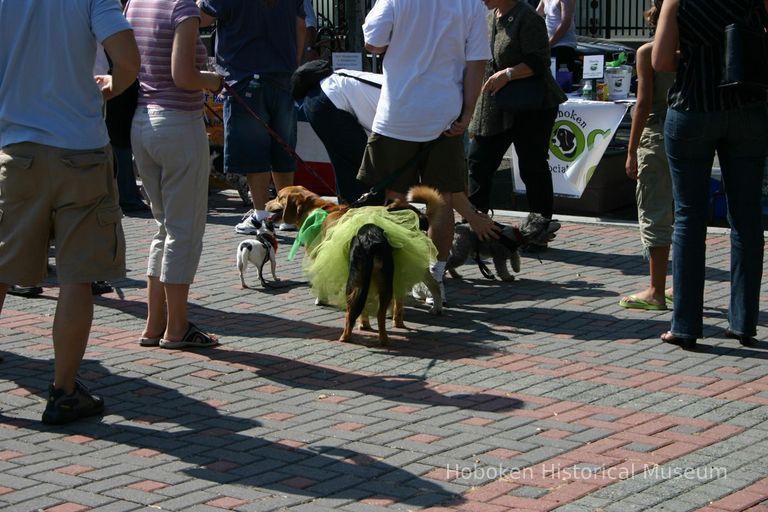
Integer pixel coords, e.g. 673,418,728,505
301,86,367,204
665,104,767,339
223,73,297,174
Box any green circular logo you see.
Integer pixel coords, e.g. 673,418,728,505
550,120,586,162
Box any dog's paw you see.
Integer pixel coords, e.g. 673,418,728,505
429,304,443,315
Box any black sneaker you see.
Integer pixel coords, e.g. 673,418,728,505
7,285,43,298
91,281,113,295
42,380,104,425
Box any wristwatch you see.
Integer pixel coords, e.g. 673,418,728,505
505,67,513,81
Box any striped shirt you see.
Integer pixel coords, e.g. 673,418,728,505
669,0,767,112
126,0,207,111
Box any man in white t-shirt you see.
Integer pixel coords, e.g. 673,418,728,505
537,0,577,71
359,0,494,304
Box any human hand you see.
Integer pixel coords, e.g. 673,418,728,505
468,211,501,241
625,151,638,180
481,69,510,95
443,113,472,137
95,75,114,101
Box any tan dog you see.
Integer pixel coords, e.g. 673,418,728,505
265,185,345,231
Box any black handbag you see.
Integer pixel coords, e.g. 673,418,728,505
494,76,546,111
721,0,768,90
490,16,546,112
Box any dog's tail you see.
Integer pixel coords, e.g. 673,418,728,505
346,224,393,326
237,241,252,271
407,185,447,228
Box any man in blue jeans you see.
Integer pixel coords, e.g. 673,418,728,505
199,0,306,233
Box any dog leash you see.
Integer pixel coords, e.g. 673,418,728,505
206,85,339,196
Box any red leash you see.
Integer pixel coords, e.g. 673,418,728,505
203,83,337,195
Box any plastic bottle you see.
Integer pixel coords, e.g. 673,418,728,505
582,80,593,99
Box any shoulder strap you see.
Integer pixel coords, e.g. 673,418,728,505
490,15,500,71
334,72,382,89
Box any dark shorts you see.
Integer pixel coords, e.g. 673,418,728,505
358,133,467,194
223,74,297,175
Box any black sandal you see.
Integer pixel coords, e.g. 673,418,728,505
661,331,697,351
159,322,219,349
724,329,759,348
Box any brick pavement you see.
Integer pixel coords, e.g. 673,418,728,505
1,190,767,512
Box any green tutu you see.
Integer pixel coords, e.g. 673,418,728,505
306,207,437,310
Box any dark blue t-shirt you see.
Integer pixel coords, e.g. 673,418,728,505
200,0,305,83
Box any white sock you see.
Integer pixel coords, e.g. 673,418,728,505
430,261,446,281
253,209,270,221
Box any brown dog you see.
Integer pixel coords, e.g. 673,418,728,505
266,185,446,345
342,186,446,344
265,185,344,229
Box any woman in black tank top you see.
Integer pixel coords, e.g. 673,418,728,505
652,0,768,350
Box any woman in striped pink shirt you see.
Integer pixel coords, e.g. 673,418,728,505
127,0,222,350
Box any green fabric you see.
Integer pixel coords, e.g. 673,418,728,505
305,207,437,311
288,208,329,260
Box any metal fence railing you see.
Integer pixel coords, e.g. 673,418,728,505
310,0,651,53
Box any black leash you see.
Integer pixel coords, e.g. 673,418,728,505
348,138,441,208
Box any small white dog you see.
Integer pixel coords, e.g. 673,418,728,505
236,219,279,288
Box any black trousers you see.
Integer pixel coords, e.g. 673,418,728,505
467,107,558,218
301,85,368,204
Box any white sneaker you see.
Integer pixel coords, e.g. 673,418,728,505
411,282,428,301
425,280,447,307
235,210,259,235
278,223,297,231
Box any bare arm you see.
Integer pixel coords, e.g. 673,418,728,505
536,0,545,16
197,0,216,27
171,18,222,92
444,59,486,137
100,29,140,100
626,43,654,180
652,0,680,72
452,193,500,240
548,0,575,46
365,43,388,54
481,63,534,96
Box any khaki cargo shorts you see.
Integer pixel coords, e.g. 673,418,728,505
0,142,126,285
358,133,468,194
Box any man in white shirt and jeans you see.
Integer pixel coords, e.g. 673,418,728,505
359,0,493,305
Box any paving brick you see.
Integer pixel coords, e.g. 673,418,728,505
2,199,767,512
